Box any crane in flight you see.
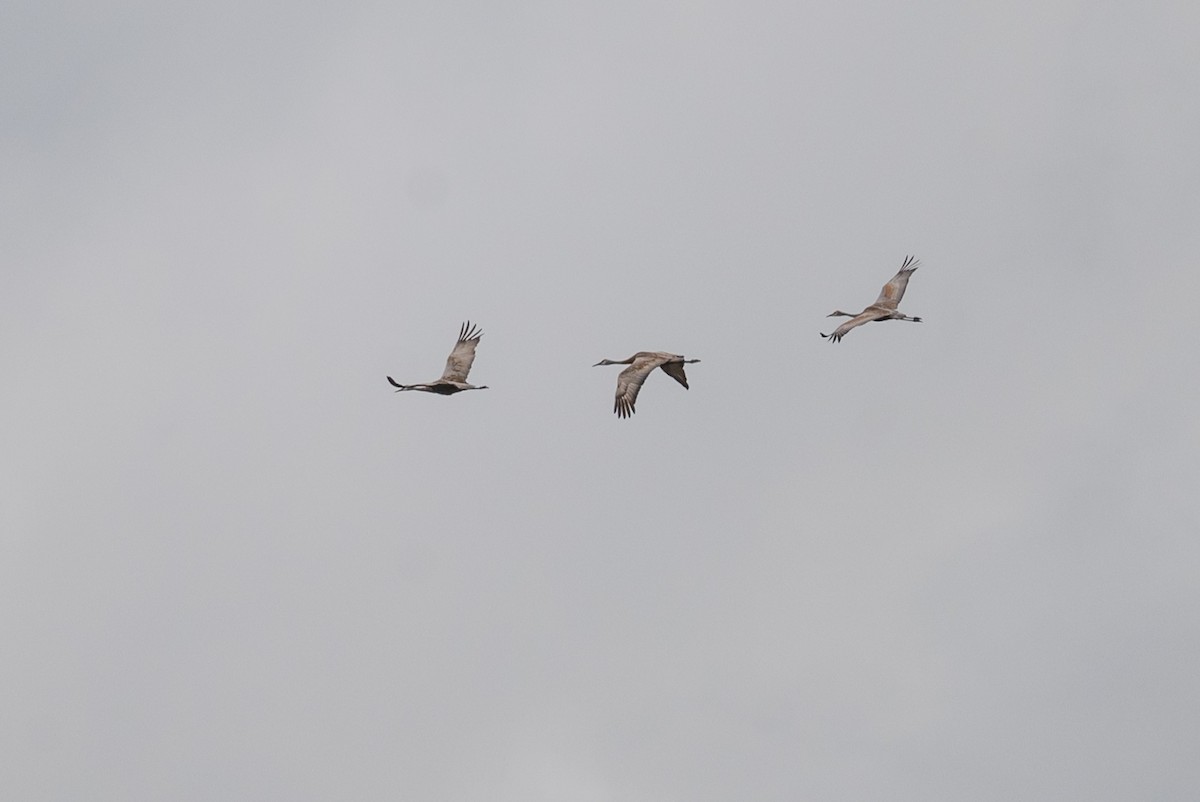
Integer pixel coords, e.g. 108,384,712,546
387,322,489,395
821,255,924,343
593,351,699,418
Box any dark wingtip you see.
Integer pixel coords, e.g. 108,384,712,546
386,376,404,388
459,321,483,342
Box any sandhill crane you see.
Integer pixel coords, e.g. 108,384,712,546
593,351,700,418
387,321,489,395
821,255,924,343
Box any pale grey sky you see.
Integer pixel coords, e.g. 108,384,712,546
4,1,1199,799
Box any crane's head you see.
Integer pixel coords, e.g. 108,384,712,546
593,359,616,367
827,310,853,318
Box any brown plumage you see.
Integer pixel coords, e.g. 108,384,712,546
387,322,489,395
593,352,699,418
821,255,924,343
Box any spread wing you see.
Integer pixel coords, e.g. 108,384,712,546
613,355,664,418
657,359,690,389
821,310,887,343
440,321,482,382
873,255,920,310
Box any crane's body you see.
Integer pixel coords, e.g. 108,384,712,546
387,322,489,395
821,256,924,343
593,351,699,418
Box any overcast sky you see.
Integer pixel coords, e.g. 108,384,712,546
4,1,1200,799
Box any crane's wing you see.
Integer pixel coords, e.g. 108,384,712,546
657,359,690,389
440,321,483,382
873,255,920,309
613,356,662,418
821,310,886,343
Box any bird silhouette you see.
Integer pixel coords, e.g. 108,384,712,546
387,322,489,395
593,351,699,418
821,255,924,343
